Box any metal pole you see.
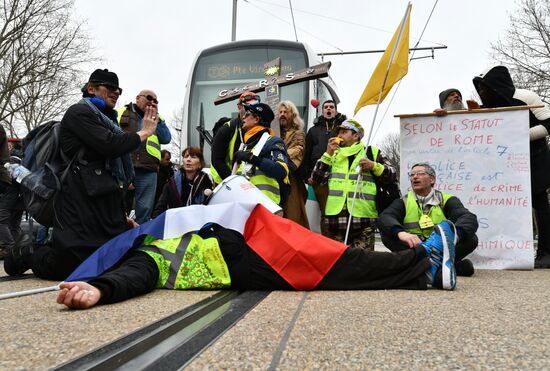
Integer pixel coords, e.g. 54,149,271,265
0,284,60,301
231,0,238,41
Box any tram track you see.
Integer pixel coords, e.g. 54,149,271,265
0,273,35,282
54,290,270,370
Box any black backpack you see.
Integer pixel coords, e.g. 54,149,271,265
366,146,401,214
20,121,79,227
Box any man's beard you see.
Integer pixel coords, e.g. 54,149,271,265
279,117,288,128
443,100,465,110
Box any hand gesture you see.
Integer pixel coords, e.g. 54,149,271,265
139,106,159,140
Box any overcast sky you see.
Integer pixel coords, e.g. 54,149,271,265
74,0,517,144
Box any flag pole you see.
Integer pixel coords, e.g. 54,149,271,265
365,2,411,147
344,2,411,246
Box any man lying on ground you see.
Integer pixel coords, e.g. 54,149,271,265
57,205,457,310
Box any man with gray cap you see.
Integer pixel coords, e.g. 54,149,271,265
378,162,479,277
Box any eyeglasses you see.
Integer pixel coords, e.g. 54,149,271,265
139,94,159,104
99,84,122,95
408,171,429,177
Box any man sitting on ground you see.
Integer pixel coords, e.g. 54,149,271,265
378,162,479,277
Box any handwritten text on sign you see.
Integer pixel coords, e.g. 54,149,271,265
399,109,533,269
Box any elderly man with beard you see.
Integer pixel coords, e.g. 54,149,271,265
278,100,309,228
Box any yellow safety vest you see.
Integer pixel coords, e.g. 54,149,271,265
116,107,162,161
138,233,231,290
324,145,379,218
211,120,238,185
402,190,452,238
237,136,284,206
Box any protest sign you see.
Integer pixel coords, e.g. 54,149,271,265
398,108,533,269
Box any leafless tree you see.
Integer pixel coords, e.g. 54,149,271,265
491,0,550,103
378,131,400,179
167,105,185,164
0,0,95,137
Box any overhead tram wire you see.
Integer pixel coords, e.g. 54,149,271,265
253,0,446,50
242,0,343,52
289,0,298,42
371,0,440,141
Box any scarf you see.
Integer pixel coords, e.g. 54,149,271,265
337,141,364,158
414,188,443,214
79,98,135,187
244,126,274,143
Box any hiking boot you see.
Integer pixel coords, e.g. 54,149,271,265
456,258,475,277
421,221,456,290
535,254,550,269
4,233,34,276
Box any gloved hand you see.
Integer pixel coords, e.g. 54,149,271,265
233,150,262,167
234,150,253,163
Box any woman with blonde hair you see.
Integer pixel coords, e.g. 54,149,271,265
277,100,309,228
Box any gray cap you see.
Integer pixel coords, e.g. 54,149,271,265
439,88,461,108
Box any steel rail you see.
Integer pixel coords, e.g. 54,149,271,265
54,290,270,370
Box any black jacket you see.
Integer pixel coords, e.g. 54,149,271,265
378,192,479,242
211,117,242,180
152,170,213,218
473,66,550,193
302,113,347,180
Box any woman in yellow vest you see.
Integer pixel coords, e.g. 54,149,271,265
232,103,290,206
310,119,397,250
377,163,479,277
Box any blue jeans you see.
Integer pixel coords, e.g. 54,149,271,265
133,169,157,225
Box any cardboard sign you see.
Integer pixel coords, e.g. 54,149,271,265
399,109,533,269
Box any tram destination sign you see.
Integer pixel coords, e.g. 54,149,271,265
214,61,331,105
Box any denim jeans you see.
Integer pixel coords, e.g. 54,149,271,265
133,169,157,225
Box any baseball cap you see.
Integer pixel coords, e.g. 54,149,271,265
245,103,274,126
337,119,364,139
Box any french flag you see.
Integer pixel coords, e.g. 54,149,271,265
66,202,347,290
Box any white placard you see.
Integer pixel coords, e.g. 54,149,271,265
399,109,533,269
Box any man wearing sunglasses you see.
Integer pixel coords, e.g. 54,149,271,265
377,163,479,277
117,90,172,225
211,92,260,185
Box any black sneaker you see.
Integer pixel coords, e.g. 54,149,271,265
456,259,475,277
4,233,34,276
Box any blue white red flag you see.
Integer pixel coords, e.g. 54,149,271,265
65,202,258,282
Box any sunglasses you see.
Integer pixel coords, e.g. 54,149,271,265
139,94,159,104
243,111,257,119
98,84,122,95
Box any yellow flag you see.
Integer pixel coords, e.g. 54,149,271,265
354,3,411,115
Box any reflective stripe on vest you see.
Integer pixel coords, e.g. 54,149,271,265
116,107,162,161
211,121,238,184
325,145,378,218
237,133,282,205
138,233,231,289
402,191,452,238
